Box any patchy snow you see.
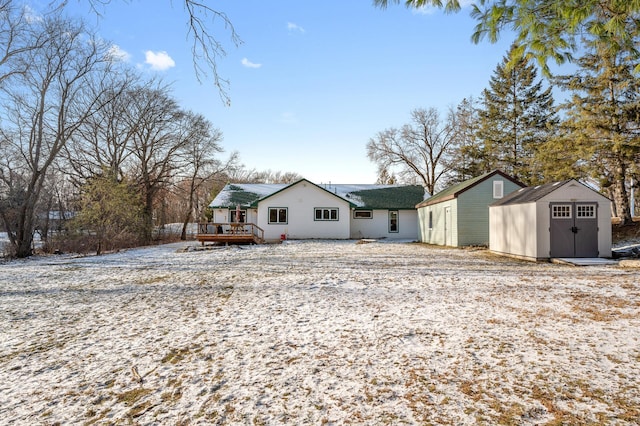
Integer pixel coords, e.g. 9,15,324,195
1,240,639,424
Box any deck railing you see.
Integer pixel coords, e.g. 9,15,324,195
197,222,265,244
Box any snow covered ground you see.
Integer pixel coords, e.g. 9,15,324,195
1,240,639,425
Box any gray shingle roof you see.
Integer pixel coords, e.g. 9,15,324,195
490,179,575,206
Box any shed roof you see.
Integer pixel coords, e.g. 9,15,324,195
208,179,425,210
490,179,609,206
416,170,523,208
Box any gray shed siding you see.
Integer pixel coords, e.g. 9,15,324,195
456,177,525,246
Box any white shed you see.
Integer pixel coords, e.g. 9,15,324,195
489,179,612,261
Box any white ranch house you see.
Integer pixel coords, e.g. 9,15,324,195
204,179,425,243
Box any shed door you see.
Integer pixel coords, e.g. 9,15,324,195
550,203,598,258
574,203,599,257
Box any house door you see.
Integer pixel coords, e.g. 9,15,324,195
550,203,599,258
444,207,452,246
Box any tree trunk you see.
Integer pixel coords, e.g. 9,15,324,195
612,179,632,225
180,217,190,241
611,158,632,225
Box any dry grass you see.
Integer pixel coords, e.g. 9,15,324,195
2,241,640,425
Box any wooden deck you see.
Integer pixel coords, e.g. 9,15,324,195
196,222,265,245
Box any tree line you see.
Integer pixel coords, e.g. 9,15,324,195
2,0,639,257
0,2,299,258
369,1,640,226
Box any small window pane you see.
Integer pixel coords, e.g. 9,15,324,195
315,208,338,221
269,208,287,224
577,205,595,218
552,205,572,218
354,210,372,219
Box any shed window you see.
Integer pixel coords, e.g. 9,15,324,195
428,211,433,229
268,207,288,224
354,210,372,219
552,205,572,218
577,204,596,218
315,208,338,221
493,180,504,199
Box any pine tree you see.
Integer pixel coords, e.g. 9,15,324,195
477,45,558,185
554,25,640,224
72,171,146,255
445,97,489,185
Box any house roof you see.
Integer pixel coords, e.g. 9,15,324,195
416,170,524,208
208,179,425,210
490,179,609,206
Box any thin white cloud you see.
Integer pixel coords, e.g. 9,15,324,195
107,44,131,62
23,5,43,24
287,22,305,34
144,50,175,71
241,58,262,69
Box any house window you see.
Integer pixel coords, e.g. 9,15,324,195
493,180,504,199
389,210,399,233
353,210,372,219
268,207,288,224
314,208,339,221
428,211,433,229
577,204,596,218
552,204,572,219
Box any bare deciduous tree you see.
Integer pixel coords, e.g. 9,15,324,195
64,72,144,183
55,0,242,105
0,1,39,86
0,14,117,257
173,111,238,240
121,84,194,241
367,108,456,196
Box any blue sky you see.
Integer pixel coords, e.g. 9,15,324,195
58,0,515,184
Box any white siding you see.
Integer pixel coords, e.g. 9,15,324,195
246,208,258,225
349,209,417,239
213,208,229,223
489,203,538,260
256,181,350,241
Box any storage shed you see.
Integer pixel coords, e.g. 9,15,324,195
416,170,524,246
489,179,612,261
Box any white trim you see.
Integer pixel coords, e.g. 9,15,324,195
552,204,572,219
